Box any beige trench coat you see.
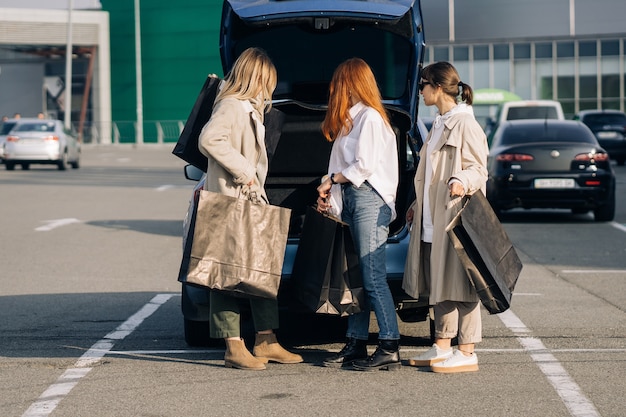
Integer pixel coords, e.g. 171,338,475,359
198,97,269,203
403,112,489,304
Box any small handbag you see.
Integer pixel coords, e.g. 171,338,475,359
446,192,523,314
291,206,365,316
181,188,291,299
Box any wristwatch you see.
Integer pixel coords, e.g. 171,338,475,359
330,173,338,185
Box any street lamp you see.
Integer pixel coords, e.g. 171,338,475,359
64,0,74,131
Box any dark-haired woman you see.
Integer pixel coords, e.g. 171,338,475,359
403,61,489,373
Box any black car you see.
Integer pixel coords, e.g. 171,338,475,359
486,120,616,222
177,0,428,346
573,109,626,166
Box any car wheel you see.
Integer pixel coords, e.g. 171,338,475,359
617,158,625,166
5,162,15,170
57,152,68,170
593,184,616,222
70,157,80,169
21,163,30,170
184,318,222,347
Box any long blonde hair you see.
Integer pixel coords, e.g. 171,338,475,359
216,47,277,116
321,58,390,142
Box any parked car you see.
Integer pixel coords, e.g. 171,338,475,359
485,100,565,143
573,109,626,166
486,120,616,221
177,0,427,346
0,118,19,163
3,118,80,170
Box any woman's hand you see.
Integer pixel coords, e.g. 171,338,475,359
449,181,466,198
316,179,332,212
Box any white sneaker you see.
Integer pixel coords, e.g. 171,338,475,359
431,350,478,373
407,343,453,367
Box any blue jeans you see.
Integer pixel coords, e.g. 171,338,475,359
341,182,400,341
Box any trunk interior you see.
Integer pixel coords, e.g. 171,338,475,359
265,101,415,239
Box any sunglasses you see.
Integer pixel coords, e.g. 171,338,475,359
418,81,435,91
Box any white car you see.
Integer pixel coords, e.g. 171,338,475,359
3,118,80,170
0,118,19,162
485,100,565,143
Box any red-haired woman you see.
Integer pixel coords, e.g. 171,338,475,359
317,58,401,371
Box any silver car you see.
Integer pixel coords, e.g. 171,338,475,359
0,118,19,162
3,118,80,170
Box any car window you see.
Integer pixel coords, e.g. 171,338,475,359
0,122,17,135
582,113,626,127
234,24,412,101
507,106,559,120
498,124,597,146
14,122,56,132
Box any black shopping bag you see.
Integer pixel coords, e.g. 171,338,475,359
172,76,221,171
172,75,286,171
291,206,365,316
445,192,523,314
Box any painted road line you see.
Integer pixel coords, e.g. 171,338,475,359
610,221,626,233
498,309,600,417
107,347,626,355
21,293,176,417
560,269,626,273
35,218,81,232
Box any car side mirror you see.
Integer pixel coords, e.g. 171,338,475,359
184,164,204,181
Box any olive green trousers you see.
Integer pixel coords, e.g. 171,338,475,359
209,291,279,339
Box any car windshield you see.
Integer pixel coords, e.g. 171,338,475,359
1,122,17,135
499,124,597,146
583,113,626,128
507,106,559,120
14,122,56,132
234,24,412,101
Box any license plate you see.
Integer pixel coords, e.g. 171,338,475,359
534,178,575,189
596,131,621,139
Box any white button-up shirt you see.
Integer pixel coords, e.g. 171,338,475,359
327,101,399,221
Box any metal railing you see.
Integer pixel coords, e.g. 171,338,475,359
76,120,186,144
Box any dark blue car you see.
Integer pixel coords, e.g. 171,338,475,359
179,0,427,346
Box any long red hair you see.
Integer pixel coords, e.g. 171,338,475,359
321,58,390,142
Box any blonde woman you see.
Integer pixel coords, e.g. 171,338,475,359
317,58,401,371
198,47,302,370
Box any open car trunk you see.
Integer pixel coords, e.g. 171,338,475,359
265,101,415,239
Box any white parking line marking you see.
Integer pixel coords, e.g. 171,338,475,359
155,185,175,191
35,218,81,232
560,270,626,274
107,347,626,355
610,221,626,233
498,309,600,417
22,293,176,417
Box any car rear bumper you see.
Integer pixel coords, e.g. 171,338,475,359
181,226,428,322
488,174,614,210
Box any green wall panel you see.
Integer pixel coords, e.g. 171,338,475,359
101,0,223,123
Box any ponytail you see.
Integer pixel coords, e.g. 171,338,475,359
458,81,474,105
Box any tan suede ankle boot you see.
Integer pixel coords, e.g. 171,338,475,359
253,333,303,364
224,338,266,370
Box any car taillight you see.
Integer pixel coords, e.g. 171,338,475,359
574,152,609,162
496,153,534,162
585,180,601,186
44,135,59,141
6,135,19,142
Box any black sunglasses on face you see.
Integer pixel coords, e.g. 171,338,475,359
418,81,434,91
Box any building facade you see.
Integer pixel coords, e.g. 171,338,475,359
1,0,625,143
419,0,626,119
